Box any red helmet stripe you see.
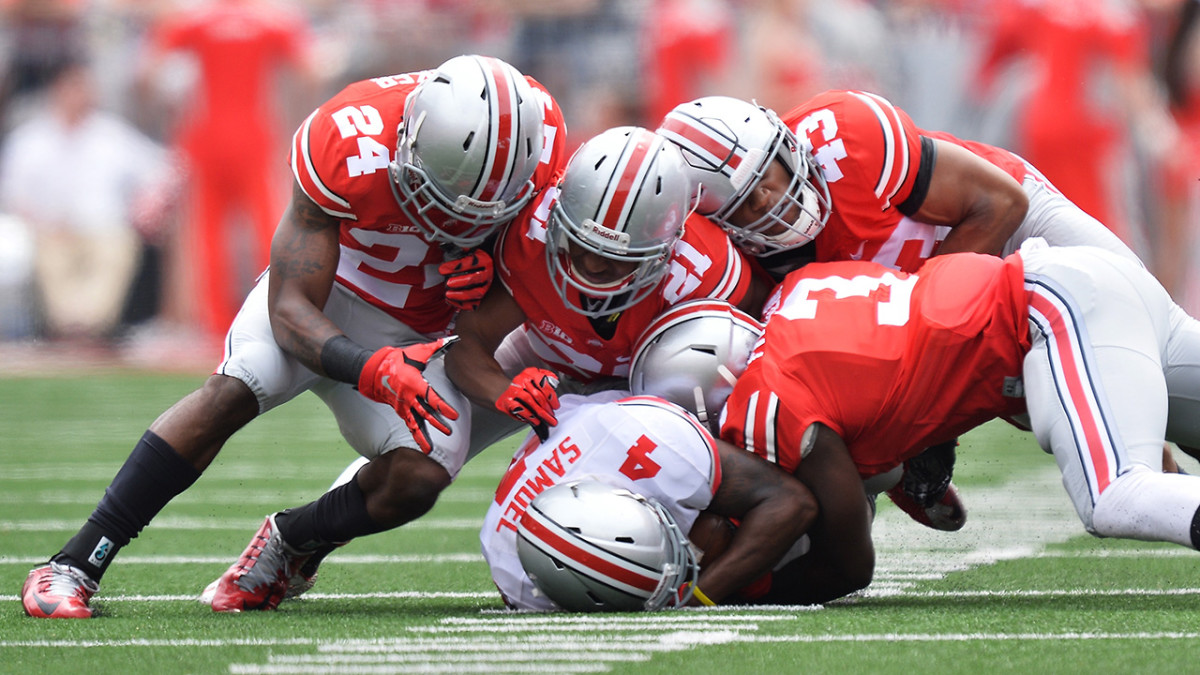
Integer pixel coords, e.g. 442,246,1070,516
599,130,657,232
481,57,517,200
637,299,764,352
659,115,743,175
521,503,659,594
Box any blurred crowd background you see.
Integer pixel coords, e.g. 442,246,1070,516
0,0,1197,371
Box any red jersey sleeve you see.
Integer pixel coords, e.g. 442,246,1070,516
785,91,924,218
783,89,1031,270
290,74,428,220
782,90,925,261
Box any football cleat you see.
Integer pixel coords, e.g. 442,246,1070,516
21,561,99,619
206,514,315,612
285,542,341,599
902,440,957,507
200,534,342,606
886,482,968,532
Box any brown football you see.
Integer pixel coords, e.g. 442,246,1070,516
688,512,737,569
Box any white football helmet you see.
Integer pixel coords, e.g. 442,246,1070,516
516,480,698,612
546,126,690,318
390,54,546,249
658,96,831,255
629,299,763,433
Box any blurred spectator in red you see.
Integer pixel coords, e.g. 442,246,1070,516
974,0,1178,250
642,0,735,124
0,57,170,345
1162,0,1200,311
738,0,890,116
139,0,320,340
739,0,823,114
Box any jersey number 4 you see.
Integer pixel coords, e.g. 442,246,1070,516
619,435,662,481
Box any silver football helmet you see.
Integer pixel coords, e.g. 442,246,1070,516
516,480,698,612
390,54,546,249
546,126,690,318
629,299,763,433
658,96,831,255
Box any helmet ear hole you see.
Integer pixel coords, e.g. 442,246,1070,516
516,480,698,612
546,126,691,318
657,96,831,253
630,299,764,433
391,55,547,249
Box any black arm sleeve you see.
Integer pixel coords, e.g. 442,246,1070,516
319,335,374,385
897,135,937,217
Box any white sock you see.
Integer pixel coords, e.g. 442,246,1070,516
1091,466,1200,548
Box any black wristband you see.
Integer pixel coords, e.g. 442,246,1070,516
320,335,374,385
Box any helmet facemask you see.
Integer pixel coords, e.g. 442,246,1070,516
389,55,544,250
714,115,830,255
544,126,690,318
546,202,677,318
659,97,831,255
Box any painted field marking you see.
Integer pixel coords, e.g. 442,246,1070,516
9,464,1197,674
0,516,483,531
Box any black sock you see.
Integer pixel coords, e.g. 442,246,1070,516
274,477,381,551
55,430,202,581
1191,505,1200,550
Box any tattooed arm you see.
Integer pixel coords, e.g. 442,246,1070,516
267,180,347,376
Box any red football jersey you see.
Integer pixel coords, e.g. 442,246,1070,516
497,199,753,383
721,252,1031,478
290,72,567,335
781,90,1031,272
149,1,311,149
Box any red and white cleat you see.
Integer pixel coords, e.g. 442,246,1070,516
206,514,313,613
885,482,968,532
22,562,98,619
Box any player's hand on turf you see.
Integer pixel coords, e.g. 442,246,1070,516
358,337,460,453
438,249,493,311
496,367,560,441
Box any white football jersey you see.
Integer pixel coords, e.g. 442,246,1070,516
480,392,721,610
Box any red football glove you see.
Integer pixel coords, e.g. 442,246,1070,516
496,367,560,441
358,337,460,453
438,249,493,311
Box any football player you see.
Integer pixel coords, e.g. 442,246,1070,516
444,125,767,438
21,55,566,619
658,92,1200,523
481,390,814,611
721,239,1200,604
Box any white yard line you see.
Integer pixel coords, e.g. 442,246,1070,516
0,516,484,531
10,463,1192,674
867,463,1083,596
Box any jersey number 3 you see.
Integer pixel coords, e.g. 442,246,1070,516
779,271,917,327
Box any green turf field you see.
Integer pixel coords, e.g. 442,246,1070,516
3,372,1199,673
